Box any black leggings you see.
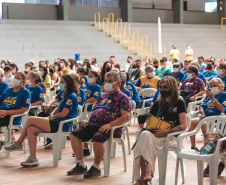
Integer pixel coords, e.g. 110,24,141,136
135,101,141,109
138,113,149,125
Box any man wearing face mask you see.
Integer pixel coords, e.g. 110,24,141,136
169,45,180,61
181,60,190,74
202,60,216,80
130,60,145,83
0,68,9,93
188,78,226,153
156,58,171,79
135,65,160,92
152,59,159,70
4,66,14,88
207,63,226,90
68,71,131,178
172,63,185,86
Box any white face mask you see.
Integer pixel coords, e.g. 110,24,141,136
55,66,58,70
25,68,30,72
83,66,87,70
11,69,16,74
60,63,64,67
13,78,21,87
187,73,193,79
41,71,44,76
87,78,95,84
1,64,5,68
211,87,220,96
173,68,179,73
148,72,155,78
217,69,223,76
27,80,32,86
104,82,116,93
160,65,165,68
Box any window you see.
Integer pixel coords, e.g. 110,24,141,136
74,0,119,7
205,0,217,13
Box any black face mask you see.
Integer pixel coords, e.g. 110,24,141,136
132,66,137,69
154,66,158,69
106,67,111,72
49,69,54,73
207,64,212,70
160,90,170,98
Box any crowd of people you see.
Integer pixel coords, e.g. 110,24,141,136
0,52,225,184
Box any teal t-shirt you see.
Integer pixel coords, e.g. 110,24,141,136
156,68,171,79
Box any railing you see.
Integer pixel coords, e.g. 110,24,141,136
162,46,166,57
116,18,122,33
150,41,157,58
102,18,109,36
221,17,226,29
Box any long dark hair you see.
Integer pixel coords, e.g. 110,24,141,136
100,61,112,84
90,71,101,86
54,62,62,72
159,76,179,112
62,74,78,97
29,71,43,84
39,66,48,81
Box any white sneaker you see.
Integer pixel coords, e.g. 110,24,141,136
5,141,23,151
20,156,39,167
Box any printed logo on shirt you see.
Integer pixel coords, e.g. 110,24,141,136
40,93,44,98
66,99,72,105
85,89,91,98
4,97,17,108
78,97,82,102
26,99,30,104
127,85,132,90
61,95,64,99
172,107,177,112
94,92,99,97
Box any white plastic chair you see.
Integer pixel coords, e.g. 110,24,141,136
1,111,29,157
175,116,226,185
79,102,96,122
187,94,207,118
134,88,157,125
132,114,191,184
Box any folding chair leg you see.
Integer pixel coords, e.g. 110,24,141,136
209,160,218,185
179,158,185,183
158,148,168,185
52,137,59,167
120,139,127,172
175,158,180,185
124,126,131,154
197,160,204,185
103,140,111,177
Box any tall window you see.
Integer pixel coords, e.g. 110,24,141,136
74,0,119,7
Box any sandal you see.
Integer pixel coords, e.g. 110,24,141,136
133,179,148,185
143,174,153,183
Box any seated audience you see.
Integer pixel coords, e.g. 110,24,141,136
152,58,159,70
77,66,89,87
10,63,18,75
202,60,216,80
180,65,205,106
1,60,6,69
24,63,32,75
130,59,145,84
119,72,132,99
40,66,51,88
110,56,120,70
49,65,59,84
198,56,206,72
181,60,190,74
156,58,171,79
60,59,70,75
100,61,113,89
91,57,100,72
5,75,79,167
133,76,186,184
172,62,185,86
4,65,14,88
54,62,63,77
67,71,131,178
0,68,9,93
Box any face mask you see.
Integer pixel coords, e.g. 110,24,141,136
148,72,155,78
160,65,165,68
4,74,9,78
104,82,116,93
55,66,58,70
154,66,158,69
59,83,66,92
106,67,111,72
173,68,179,73
160,90,170,98
207,64,212,70
1,64,5,68
211,87,220,96
11,70,16,74
187,73,193,79
27,80,32,86
217,69,223,75
41,71,44,76
88,78,95,84
25,68,30,72
83,66,87,70
132,66,136,69
49,69,54,73
13,78,21,87
60,63,64,67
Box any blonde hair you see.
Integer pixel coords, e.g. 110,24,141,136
71,73,85,87
159,76,179,112
111,68,119,73
209,78,224,91
16,71,26,86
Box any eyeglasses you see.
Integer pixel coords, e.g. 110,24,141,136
159,85,169,91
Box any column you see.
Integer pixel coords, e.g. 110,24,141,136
172,0,184,24
119,0,132,22
63,0,69,21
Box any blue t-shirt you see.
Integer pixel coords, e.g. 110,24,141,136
57,92,78,132
200,92,226,117
208,75,226,91
126,81,141,102
56,91,64,103
0,81,9,95
27,86,44,104
202,70,217,78
152,89,160,103
78,87,86,106
0,87,31,125
200,64,206,72
181,73,206,85
172,71,185,85
84,76,89,87
122,87,132,99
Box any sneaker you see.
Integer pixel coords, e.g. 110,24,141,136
20,156,39,167
218,162,225,176
5,141,23,151
191,147,199,152
203,165,209,177
44,138,53,149
67,163,87,175
83,166,101,179
83,148,90,157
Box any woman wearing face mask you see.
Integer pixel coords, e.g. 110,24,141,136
207,63,226,90
0,72,31,139
60,59,70,75
83,59,91,75
180,65,205,106
132,76,187,185
24,63,32,75
54,62,63,78
10,63,18,75
5,75,79,166
172,62,185,86
77,66,88,87
49,65,58,84
188,78,226,152
100,61,113,87
39,66,51,88
91,57,100,73
27,72,44,116
1,60,6,69
135,65,160,92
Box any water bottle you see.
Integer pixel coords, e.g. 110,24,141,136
200,141,216,155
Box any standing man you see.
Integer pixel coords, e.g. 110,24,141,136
169,45,180,61
185,44,193,61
